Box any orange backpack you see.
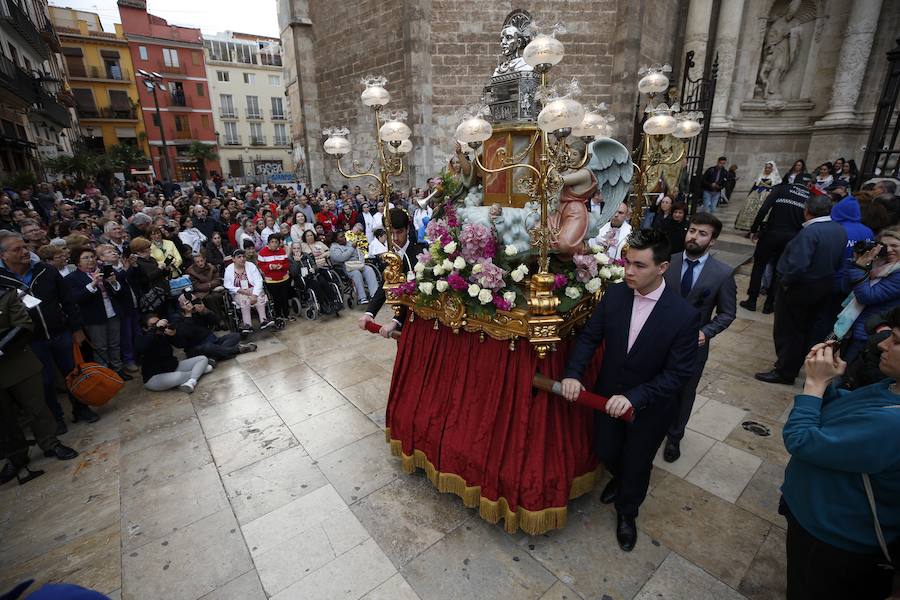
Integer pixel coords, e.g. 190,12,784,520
66,342,125,406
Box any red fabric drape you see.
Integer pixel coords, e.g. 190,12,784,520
385,316,602,532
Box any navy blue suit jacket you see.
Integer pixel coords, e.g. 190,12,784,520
65,269,130,326
564,281,700,413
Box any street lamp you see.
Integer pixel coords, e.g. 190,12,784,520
630,64,703,227
137,69,173,181
323,75,412,288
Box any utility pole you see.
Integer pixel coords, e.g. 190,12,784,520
138,70,173,181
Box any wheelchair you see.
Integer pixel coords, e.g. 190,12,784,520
288,254,344,321
331,258,384,310
221,289,285,335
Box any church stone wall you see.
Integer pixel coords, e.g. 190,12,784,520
429,1,620,171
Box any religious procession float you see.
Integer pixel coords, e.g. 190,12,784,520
322,9,703,535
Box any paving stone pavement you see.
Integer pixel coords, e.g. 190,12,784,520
0,198,793,599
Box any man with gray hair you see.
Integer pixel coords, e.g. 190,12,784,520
127,211,152,239
755,195,847,385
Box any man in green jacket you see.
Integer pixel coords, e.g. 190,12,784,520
0,285,78,486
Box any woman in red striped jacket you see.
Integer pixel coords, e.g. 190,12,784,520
257,233,294,322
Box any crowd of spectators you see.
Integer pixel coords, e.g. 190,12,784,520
0,175,434,486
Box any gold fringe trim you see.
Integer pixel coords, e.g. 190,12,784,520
384,428,602,536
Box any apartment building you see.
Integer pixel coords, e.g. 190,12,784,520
0,0,73,180
117,0,219,181
203,31,292,182
49,6,150,158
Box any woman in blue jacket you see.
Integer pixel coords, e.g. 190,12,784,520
837,227,900,364
781,315,900,599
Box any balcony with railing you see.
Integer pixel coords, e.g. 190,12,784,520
69,65,131,82
33,86,71,128
245,108,264,120
168,93,191,109
219,106,237,119
0,52,36,106
273,137,290,147
271,111,287,121
156,61,186,75
172,128,196,140
1,0,50,59
78,106,137,121
249,135,266,146
223,135,242,146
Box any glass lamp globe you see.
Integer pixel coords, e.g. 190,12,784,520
537,98,585,133
637,70,669,95
643,114,677,136
361,85,390,108
672,118,702,139
387,139,413,154
523,34,565,69
379,120,412,143
572,112,607,138
455,117,493,143
323,136,351,156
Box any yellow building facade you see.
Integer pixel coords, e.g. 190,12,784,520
48,7,150,158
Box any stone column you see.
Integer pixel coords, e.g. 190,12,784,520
816,0,883,125
709,0,746,127
683,0,715,80
278,0,325,186
403,0,433,185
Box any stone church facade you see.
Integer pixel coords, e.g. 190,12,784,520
278,0,898,191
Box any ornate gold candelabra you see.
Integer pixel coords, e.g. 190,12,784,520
322,76,413,291
629,65,703,229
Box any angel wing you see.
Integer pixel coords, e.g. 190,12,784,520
585,137,634,238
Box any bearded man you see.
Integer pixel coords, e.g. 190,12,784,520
661,212,737,462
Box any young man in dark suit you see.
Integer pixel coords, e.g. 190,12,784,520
561,229,700,551
359,208,425,337
662,212,737,461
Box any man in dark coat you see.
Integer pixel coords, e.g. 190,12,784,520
561,229,699,552
755,194,848,384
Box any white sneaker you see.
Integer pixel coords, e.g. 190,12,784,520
179,378,197,394
204,365,214,374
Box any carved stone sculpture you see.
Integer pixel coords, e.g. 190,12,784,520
757,0,803,100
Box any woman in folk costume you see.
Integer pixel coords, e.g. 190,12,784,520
735,160,781,231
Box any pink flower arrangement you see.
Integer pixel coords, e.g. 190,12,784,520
417,250,432,265
444,201,460,228
458,223,495,262
492,294,512,311
473,259,506,291
572,253,598,283
425,218,453,246
393,280,417,296
552,273,569,290
447,272,468,291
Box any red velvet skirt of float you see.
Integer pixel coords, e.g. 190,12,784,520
384,316,603,535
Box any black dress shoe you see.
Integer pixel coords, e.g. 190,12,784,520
739,299,757,312
761,301,774,314
0,461,15,485
663,438,681,463
72,406,100,424
616,513,637,552
600,478,618,504
43,444,79,460
754,370,794,385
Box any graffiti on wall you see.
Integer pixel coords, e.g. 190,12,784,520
254,161,284,177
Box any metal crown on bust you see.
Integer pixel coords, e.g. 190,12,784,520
493,9,533,77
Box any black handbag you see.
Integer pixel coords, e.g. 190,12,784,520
138,286,167,313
